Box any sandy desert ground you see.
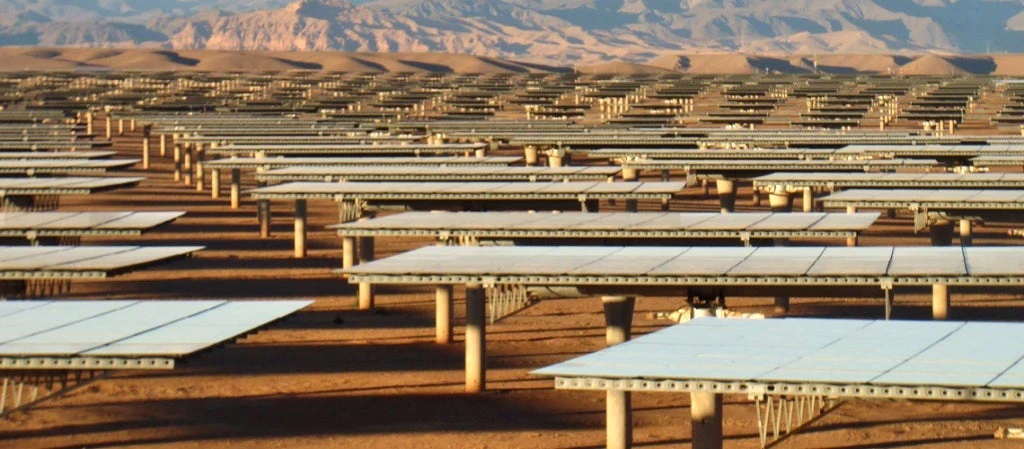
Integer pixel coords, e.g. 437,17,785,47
0,124,1023,449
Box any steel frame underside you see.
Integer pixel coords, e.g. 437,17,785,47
552,376,1024,403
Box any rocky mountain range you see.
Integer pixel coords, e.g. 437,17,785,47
4,0,1024,65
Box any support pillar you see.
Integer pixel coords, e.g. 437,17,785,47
105,116,112,140
769,191,793,213
846,205,857,214
85,112,93,135
183,144,194,185
601,295,635,449
691,392,724,449
524,146,538,166
929,219,954,246
341,236,357,270
141,126,150,169
932,284,950,320
159,133,167,157
117,118,124,136
465,284,486,393
802,187,813,213
195,146,205,191
293,199,307,258
230,168,241,209
211,169,221,199
172,139,182,182
752,189,761,207
959,219,973,246
258,199,271,238
358,235,375,310
436,285,454,344
715,179,736,213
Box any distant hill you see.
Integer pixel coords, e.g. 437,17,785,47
4,0,1024,66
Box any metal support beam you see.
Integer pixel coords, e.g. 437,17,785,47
465,283,486,393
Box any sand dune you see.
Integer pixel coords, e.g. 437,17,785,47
0,48,563,74
7,47,1024,75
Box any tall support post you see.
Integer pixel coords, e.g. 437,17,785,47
211,168,221,199
159,133,167,157
959,219,973,246
183,144,194,186
117,118,124,136
929,219,954,246
172,135,182,182
129,118,136,132
691,391,724,449
105,115,112,140
258,199,271,238
195,145,205,191
230,168,241,209
141,126,151,170
465,283,486,393
85,111,93,135
341,236,357,270
436,285,454,344
602,296,636,449
932,284,950,320
715,179,736,213
802,187,814,213
293,199,307,258
358,235,375,310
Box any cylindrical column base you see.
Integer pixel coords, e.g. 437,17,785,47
436,285,454,344
769,192,793,213
802,187,813,213
230,168,241,209
258,199,271,238
602,296,635,346
465,284,486,393
607,389,633,449
932,284,950,320
959,219,973,246
293,199,307,258
715,179,736,213
211,169,221,199
691,391,723,449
